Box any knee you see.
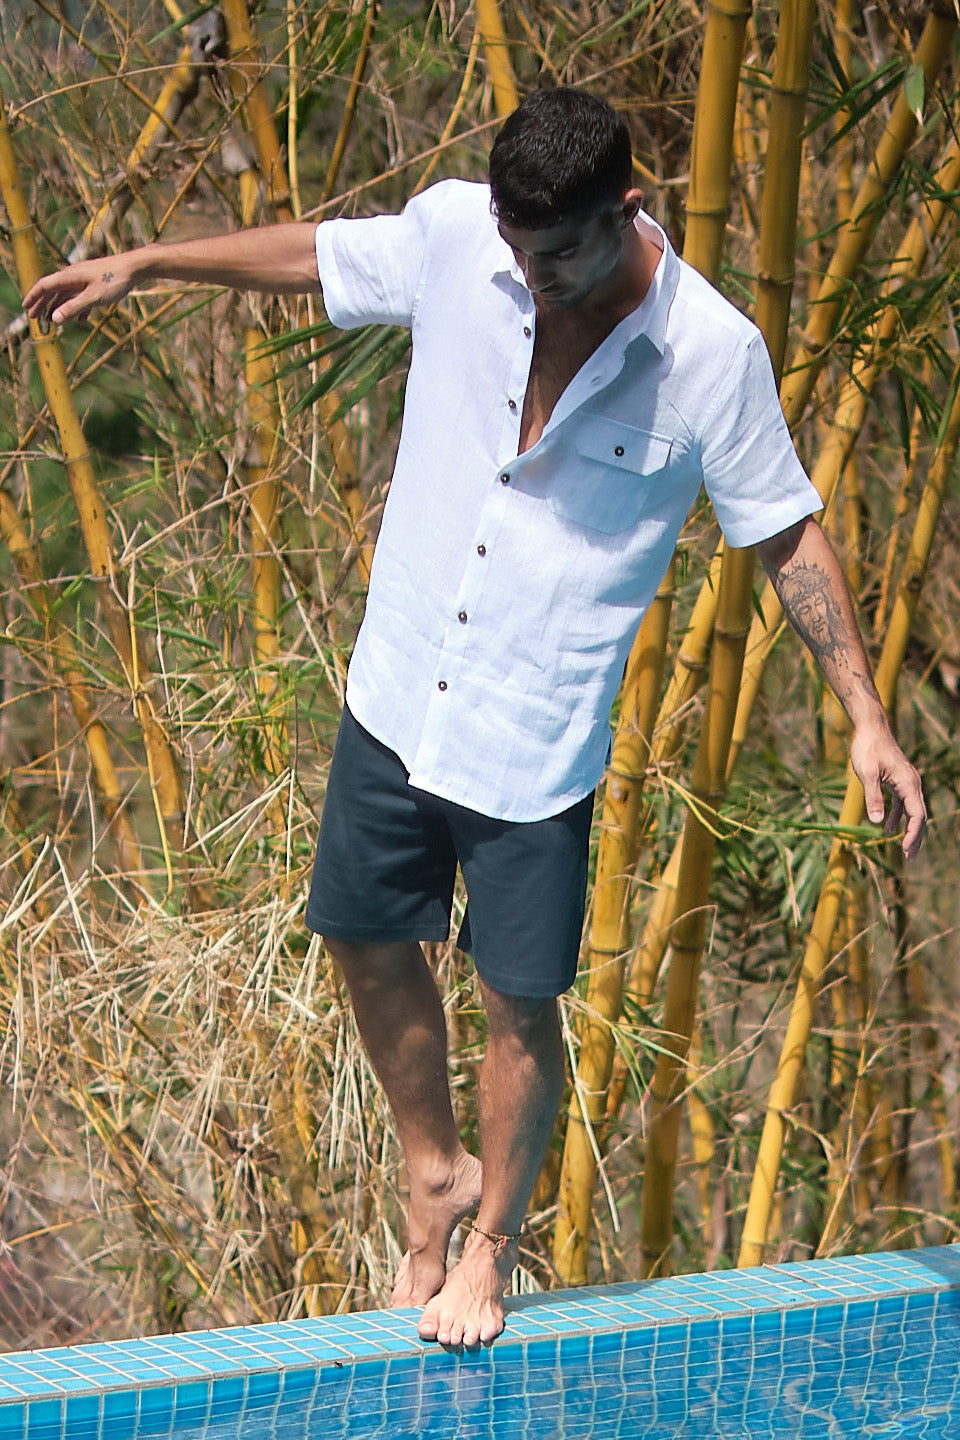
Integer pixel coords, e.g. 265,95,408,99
320,935,421,990
482,986,559,1047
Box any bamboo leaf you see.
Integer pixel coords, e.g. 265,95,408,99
904,62,925,126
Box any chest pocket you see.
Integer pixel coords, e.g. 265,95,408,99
550,416,674,534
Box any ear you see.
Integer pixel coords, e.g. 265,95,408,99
618,188,644,228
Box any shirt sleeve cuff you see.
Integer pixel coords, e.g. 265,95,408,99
718,483,822,549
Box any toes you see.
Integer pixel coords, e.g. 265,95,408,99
479,1314,504,1345
417,1303,441,1341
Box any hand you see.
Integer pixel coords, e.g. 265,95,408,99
849,721,927,859
22,254,139,326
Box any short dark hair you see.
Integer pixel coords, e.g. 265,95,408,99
488,88,632,230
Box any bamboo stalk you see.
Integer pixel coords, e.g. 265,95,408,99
475,0,519,118
222,0,373,584
222,0,294,221
222,0,361,1292
640,545,755,1276
638,0,816,1277
322,0,378,203
728,126,960,776
234,145,287,782
683,0,753,282
0,99,195,899
552,562,675,1282
0,487,143,879
739,357,960,1266
834,0,855,227
414,21,483,195
753,0,816,381
875,382,928,641
71,43,199,263
779,3,957,430
612,116,959,1120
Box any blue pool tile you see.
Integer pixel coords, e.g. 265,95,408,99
23,1399,61,1438
101,1388,137,1424
136,1384,175,1426
0,1407,23,1440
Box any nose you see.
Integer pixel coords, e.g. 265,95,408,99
523,256,555,293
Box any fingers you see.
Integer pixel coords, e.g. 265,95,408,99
23,261,125,325
23,274,83,325
871,768,926,860
851,729,927,859
862,771,886,826
898,779,927,860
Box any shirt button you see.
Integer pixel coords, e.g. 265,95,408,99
438,680,448,691
524,326,532,338
508,398,517,410
458,610,467,623
477,543,486,556
615,445,625,456
500,472,510,484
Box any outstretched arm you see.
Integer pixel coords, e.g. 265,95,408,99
22,221,321,325
756,514,926,859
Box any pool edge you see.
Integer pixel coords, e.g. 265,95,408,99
1,1245,959,1435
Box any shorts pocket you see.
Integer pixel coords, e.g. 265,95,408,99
549,416,674,534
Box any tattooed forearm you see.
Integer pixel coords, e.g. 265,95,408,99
772,559,847,664
769,558,879,707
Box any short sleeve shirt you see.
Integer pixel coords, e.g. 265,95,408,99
314,180,820,821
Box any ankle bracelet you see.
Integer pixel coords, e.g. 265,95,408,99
464,1219,522,1255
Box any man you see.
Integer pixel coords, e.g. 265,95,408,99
24,88,926,1349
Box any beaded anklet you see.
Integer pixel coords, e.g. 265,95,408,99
463,1219,523,1256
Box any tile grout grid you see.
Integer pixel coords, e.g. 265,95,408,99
1,1247,960,1437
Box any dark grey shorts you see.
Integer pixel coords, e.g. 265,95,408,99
305,705,594,997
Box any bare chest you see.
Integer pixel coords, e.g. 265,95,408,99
519,315,619,454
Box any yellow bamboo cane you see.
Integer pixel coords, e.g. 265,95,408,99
322,0,378,203
728,126,960,776
73,43,199,262
638,0,816,1278
739,357,960,1266
222,0,294,220
646,17,960,831
0,488,144,879
779,3,957,430
754,0,817,382
221,0,363,1295
0,100,193,898
640,545,755,1276
552,0,759,1278
611,110,958,1121
683,0,753,282
229,139,288,781
835,0,855,227
222,0,374,584
475,0,519,118
553,562,675,1282
875,378,929,641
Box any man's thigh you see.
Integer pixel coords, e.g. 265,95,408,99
305,705,457,942
449,792,594,999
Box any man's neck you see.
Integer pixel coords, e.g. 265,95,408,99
538,224,662,328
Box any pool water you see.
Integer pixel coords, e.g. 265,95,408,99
143,1289,960,1439
2,1248,960,1439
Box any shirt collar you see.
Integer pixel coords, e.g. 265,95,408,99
489,204,679,357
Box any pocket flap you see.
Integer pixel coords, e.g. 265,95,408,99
574,416,673,474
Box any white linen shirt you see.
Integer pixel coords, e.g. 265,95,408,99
314,179,820,821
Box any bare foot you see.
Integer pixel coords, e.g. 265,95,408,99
417,1226,518,1346
391,1149,482,1308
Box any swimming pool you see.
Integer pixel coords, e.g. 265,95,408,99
1,1247,959,1438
